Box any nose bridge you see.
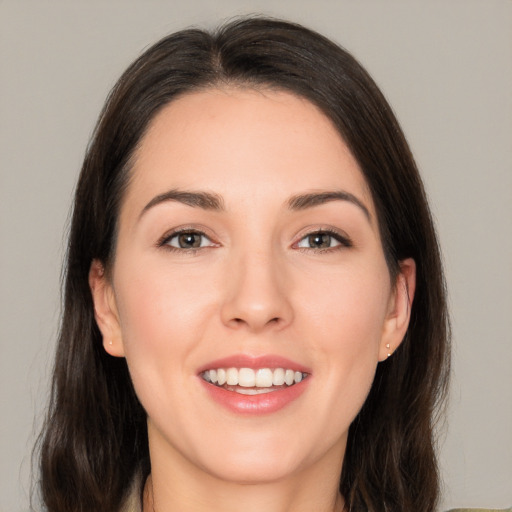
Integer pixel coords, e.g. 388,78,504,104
221,243,293,332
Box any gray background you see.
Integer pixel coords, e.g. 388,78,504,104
1,1,511,511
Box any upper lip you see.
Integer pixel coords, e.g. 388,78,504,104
197,354,311,374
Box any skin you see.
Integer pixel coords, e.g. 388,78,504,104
89,88,415,512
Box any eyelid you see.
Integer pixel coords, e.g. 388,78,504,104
292,227,353,250
156,224,352,252
157,225,219,250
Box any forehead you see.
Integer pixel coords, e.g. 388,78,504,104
125,87,373,215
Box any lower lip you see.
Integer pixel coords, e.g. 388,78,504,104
200,378,310,415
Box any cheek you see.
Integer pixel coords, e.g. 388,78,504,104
298,263,390,418
301,262,391,351
114,257,215,344
111,259,218,400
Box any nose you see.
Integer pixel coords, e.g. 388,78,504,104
220,249,294,333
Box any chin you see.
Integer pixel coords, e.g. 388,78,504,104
202,453,301,485
194,430,324,485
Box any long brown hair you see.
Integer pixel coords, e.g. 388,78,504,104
37,17,450,512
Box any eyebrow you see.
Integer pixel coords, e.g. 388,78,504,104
287,191,371,221
139,188,371,222
140,189,225,219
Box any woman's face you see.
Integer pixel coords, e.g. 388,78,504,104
91,88,413,484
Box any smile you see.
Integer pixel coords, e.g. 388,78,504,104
198,355,311,414
201,367,308,395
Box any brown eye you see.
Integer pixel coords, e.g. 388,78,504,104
178,233,201,248
165,231,213,249
296,230,352,250
307,233,333,248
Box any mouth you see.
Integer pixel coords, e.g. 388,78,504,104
198,356,311,414
201,367,308,395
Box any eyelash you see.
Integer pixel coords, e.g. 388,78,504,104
294,228,353,252
157,228,217,254
157,228,352,254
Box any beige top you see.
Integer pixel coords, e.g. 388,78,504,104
120,492,140,512
119,475,142,512
119,477,511,512
121,492,510,512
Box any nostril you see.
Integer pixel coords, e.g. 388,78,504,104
230,316,281,328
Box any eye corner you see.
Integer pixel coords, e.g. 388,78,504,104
293,228,353,252
157,226,219,252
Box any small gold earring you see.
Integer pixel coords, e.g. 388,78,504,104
109,340,113,346
386,343,391,357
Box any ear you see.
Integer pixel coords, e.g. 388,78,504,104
379,258,416,362
88,259,125,357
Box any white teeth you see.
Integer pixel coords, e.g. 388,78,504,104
226,367,238,386
272,368,285,386
217,368,226,385
256,368,273,387
238,368,255,387
232,387,278,395
201,367,307,389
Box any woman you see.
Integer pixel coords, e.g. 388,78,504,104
38,17,450,512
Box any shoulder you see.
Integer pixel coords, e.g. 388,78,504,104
119,489,141,512
446,508,512,512
119,473,143,512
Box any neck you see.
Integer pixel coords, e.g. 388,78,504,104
143,431,346,512
144,473,345,512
